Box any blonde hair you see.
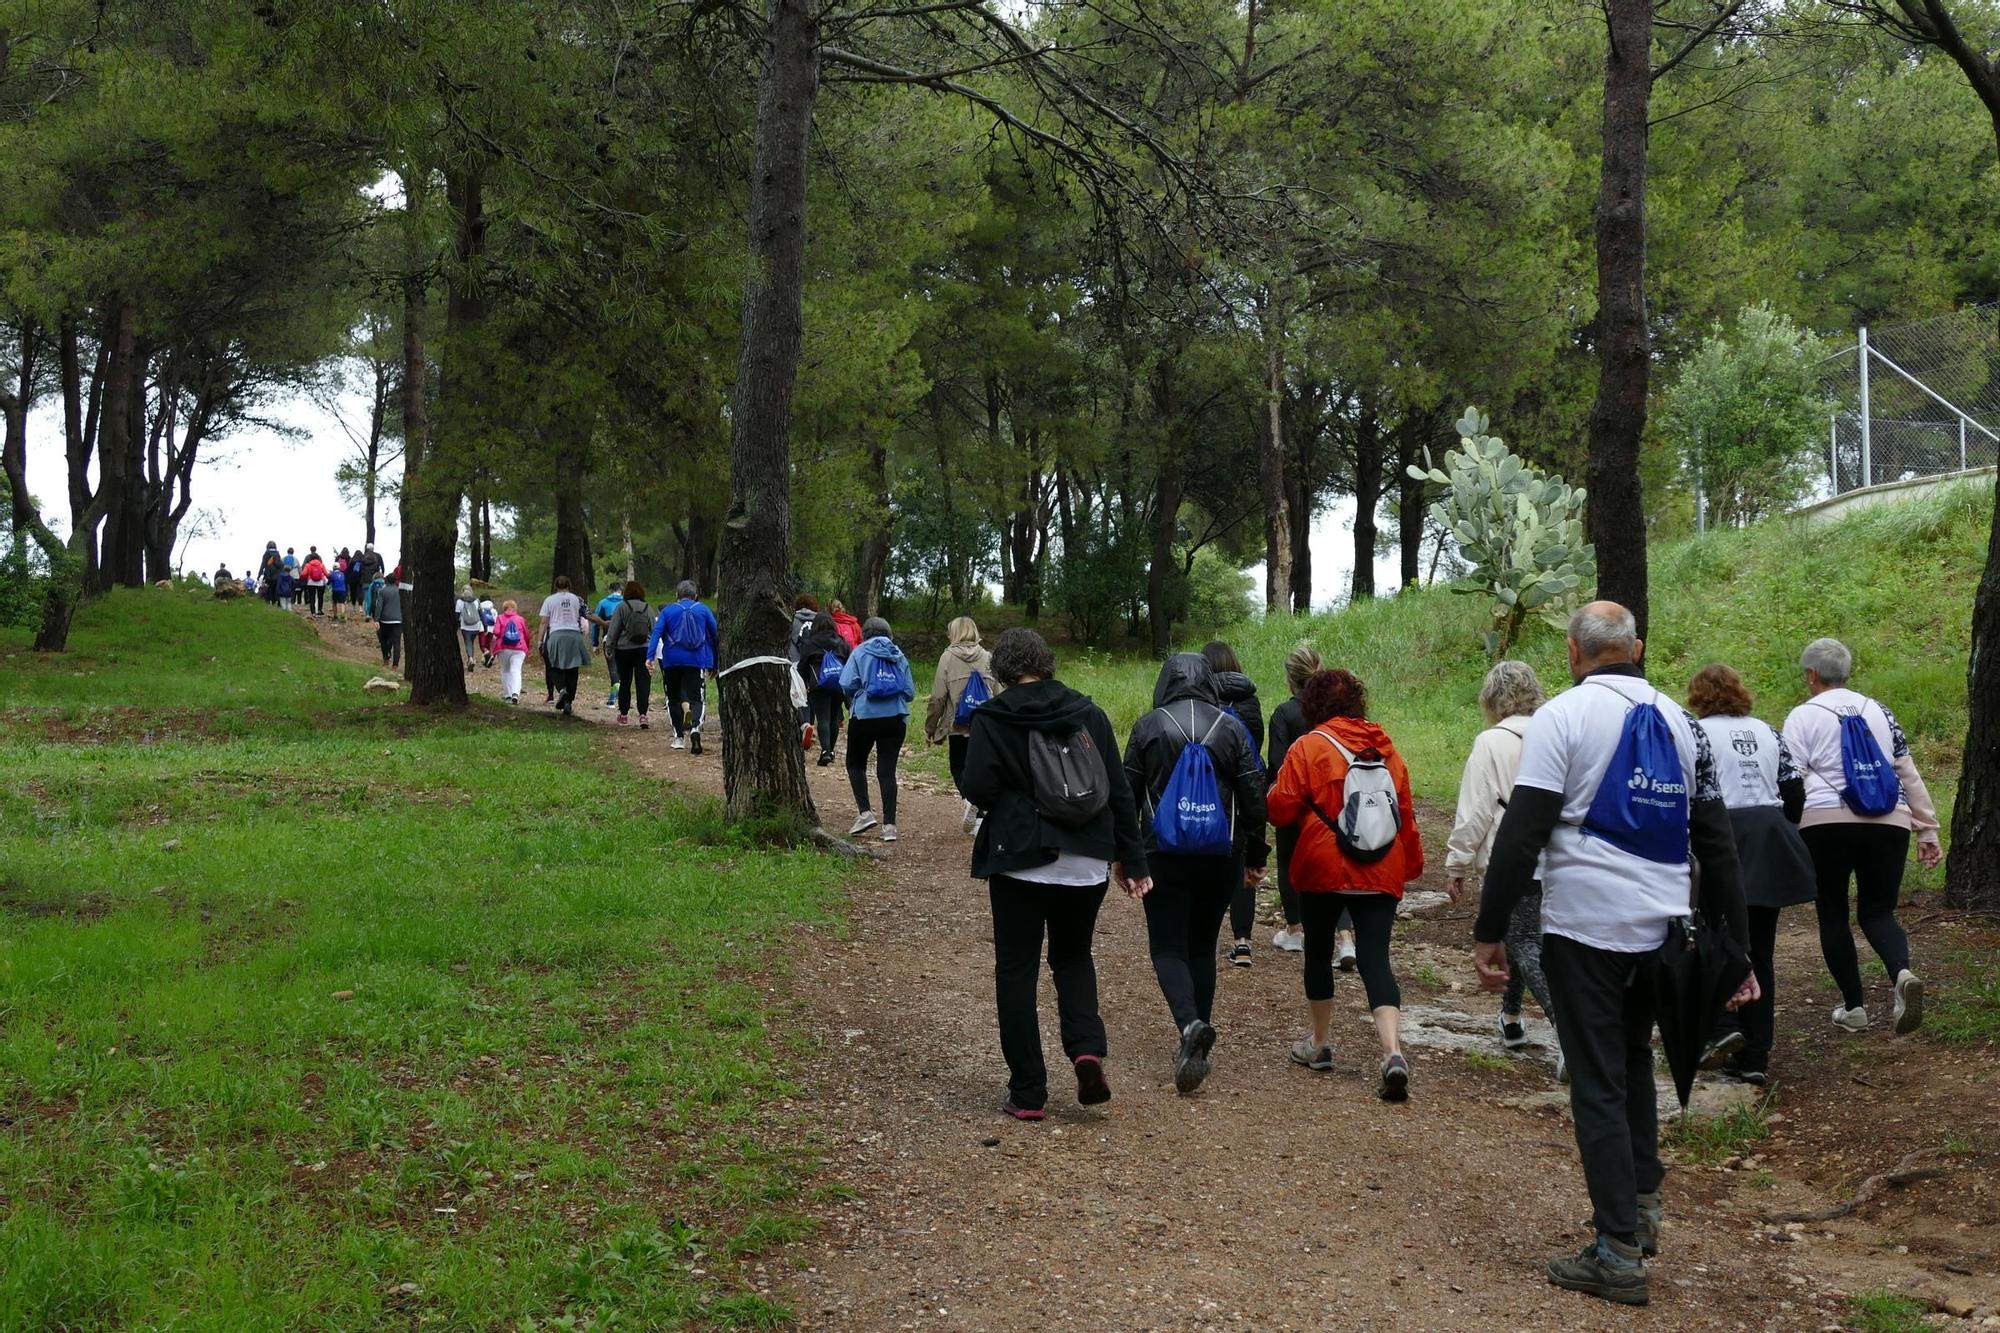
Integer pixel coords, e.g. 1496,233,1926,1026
1283,643,1323,697
947,616,981,646
501,599,518,613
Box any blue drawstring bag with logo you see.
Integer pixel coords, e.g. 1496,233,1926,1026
1152,709,1233,856
1581,687,1690,865
815,651,843,689
864,650,905,700
954,670,991,726
1816,703,1902,817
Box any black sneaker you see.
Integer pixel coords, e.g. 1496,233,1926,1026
1719,1058,1768,1087
1173,1020,1215,1095
1546,1238,1648,1305
690,731,703,755
1698,1030,1746,1071
817,752,834,767
1498,1014,1528,1050
1074,1055,1111,1106
1379,1052,1410,1102
1228,942,1252,968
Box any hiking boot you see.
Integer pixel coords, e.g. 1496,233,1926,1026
1074,1055,1111,1106
1378,1052,1410,1102
1636,1190,1664,1258
1893,970,1924,1035
850,811,879,837
1546,1237,1648,1306
1229,941,1252,968
1000,1098,1045,1122
1271,926,1304,953
1699,1030,1746,1070
1498,1013,1528,1050
1289,1037,1334,1071
1174,1020,1215,1095
1832,1004,1869,1032
1335,932,1358,973
689,730,702,755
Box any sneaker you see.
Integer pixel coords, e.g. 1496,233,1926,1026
1000,1098,1046,1122
604,693,618,708
962,800,978,835
1173,1020,1215,1095
1288,1037,1333,1071
1832,1004,1869,1032
1271,927,1304,953
817,752,835,767
1720,1057,1768,1087
616,713,629,726
879,824,898,843
670,736,684,750
1636,1190,1664,1258
1893,969,1924,1035
1378,1052,1410,1102
1556,1052,1570,1085
1498,1014,1529,1050
638,718,650,730
850,811,879,837
1699,1030,1746,1070
1228,942,1252,968
1546,1237,1648,1306
1335,934,1358,973
1074,1055,1111,1106
689,731,702,755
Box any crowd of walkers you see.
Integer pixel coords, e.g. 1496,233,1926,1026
219,542,410,664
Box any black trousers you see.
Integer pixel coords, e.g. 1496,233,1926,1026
305,584,325,615
376,622,402,667
1805,824,1912,1010
1715,905,1779,1069
1272,827,1301,927
949,734,970,796
664,666,705,736
615,646,651,716
1300,891,1401,1008
811,687,845,757
990,876,1109,1111
1542,933,1663,1246
1141,853,1237,1031
846,715,905,822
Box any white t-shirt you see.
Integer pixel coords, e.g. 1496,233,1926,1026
1781,688,1909,814
1010,852,1111,887
1514,671,1720,953
1697,715,1797,811
539,591,586,633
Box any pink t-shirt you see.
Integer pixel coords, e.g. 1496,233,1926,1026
494,612,532,653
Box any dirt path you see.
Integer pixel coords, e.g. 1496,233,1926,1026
308,615,2000,1330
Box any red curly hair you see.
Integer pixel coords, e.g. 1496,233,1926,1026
1300,669,1366,725
1686,663,1754,719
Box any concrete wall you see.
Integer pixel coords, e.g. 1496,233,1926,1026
1797,466,1996,524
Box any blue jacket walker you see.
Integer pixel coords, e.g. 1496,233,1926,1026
647,598,720,669
839,636,916,719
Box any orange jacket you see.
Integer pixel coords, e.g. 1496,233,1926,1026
1266,716,1424,897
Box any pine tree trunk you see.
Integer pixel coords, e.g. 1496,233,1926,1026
1396,413,1429,591
1259,295,1292,613
854,437,889,617
1351,399,1381,602
552,439,592,596
717,0,820,830
1585,0,1654,636
96,301,145,590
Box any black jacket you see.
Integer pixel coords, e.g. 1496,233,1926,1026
1123,654,1270,868
1211,670,1265,760
961,678,1148,882
796,630,850,691
1267,696,1307,777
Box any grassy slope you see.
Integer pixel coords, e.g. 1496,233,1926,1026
0,591,844,1329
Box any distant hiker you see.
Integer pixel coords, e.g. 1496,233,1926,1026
787,593,821,663
300,552,328,617
373,577,405,670
328,562,347,622
592,583,626,708
1203,639,1265,968
1265,643,1323,954
648,581,721,752
1122,652,1268,1096
1781,637,1940,1036
838,616,915,841
606,581,654,728
493,600,532,703
538,575,591,716
259,543,283,606
1688,663,1813,1085
275,565,296,612
927,616,994,834
456,586,485,672
213,564,231,586
1477,601,1752,1307
959,628,1150,1121
283,547,297,574
1445,660,1558,1075
796,611,851,767
829,599,863,650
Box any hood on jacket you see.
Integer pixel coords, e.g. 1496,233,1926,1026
791,607,817,628
945,641,986,664
854,635,907,665
1212,670,1258,705
977,678,1098,734
1318,714,1396,758
1152,653,1218,708
803,629,848,655
832,609,862,627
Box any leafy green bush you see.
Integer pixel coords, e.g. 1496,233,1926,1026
1183,547,1253,632
1049,526,1146,647
0,534,51,630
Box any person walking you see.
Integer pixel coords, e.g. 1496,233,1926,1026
493,600,532,703
606,582,654,727
830,599,863,650
927,616,995,834
838,617,916,840
787,594,820,662
328,561,348,622
258,543,283,605
300,552,329,617
1266,669,1424,1100
537,575,592,716
1688,663,1814,1084
1781,637,1941,1036
1445,660,1559,1074
1265,644,1322,955
1122,653,1268,1095
1476,601,1753,1307
1203,640,1266,968
796,611,851,766
592,582,626,708
959,628,1150,1121
456,586,485,672
373,576,406,670
355,545,382,620
648,581,721,751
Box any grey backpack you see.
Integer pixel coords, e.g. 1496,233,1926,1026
1028,727,1110,827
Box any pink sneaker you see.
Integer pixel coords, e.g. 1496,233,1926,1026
616,713,629,726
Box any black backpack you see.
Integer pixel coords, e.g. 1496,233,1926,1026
1028,726,1110,828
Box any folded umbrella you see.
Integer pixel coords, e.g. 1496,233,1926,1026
1652,914,1752,1108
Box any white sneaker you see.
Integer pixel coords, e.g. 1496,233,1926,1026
850,811,879,836
1271,927,1305,953
1832,1004,1870,1032
961,801,978,835
1335,936,1358,972
880,824,899,843
1556,1053,1570,1086
670,736,684,750
1893,970,1924,1035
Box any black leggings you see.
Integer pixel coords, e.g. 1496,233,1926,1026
664,666,705,735
305,584,325,615
1141,853,1237,1030
812,687,845,757
615,646,651,716
1301,891,1400,1009
1717,905,1780,1068
376,622,402,667
847,715,906,822
949,734,970,796
1806,823,1912,1009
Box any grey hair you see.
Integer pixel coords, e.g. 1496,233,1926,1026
1568,603,1637,658
675,580,699,601
1479,659,1546,725
1800,637,1852,686
991,627,1056,685
862,616,892,640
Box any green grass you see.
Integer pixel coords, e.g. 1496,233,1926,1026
1847,1289,1935,1332
1927,953,2000,1047
1664,1101,1771,1166
1462,1049,1512,1072
0,588,846,1329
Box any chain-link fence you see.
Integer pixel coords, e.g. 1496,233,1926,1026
1821,301,2000,495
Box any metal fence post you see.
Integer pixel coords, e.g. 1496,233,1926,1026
1961,416,1968,471
1830,414,1838,492
1858,325,1872,488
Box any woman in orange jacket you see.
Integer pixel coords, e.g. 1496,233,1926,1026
1266,669,1424,1101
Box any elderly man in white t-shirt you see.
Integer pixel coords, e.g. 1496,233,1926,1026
1475,601,1753,1308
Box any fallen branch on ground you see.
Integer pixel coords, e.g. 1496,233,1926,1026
809,829,881,860
1764,1149,1996,1223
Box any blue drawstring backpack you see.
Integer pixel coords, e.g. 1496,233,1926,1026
954,670,991,726
669,603,707,653
1152,708,1234,856
815,651,843,688
864,650,905,700
1815,702,1902,817
1581,686,1691,865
